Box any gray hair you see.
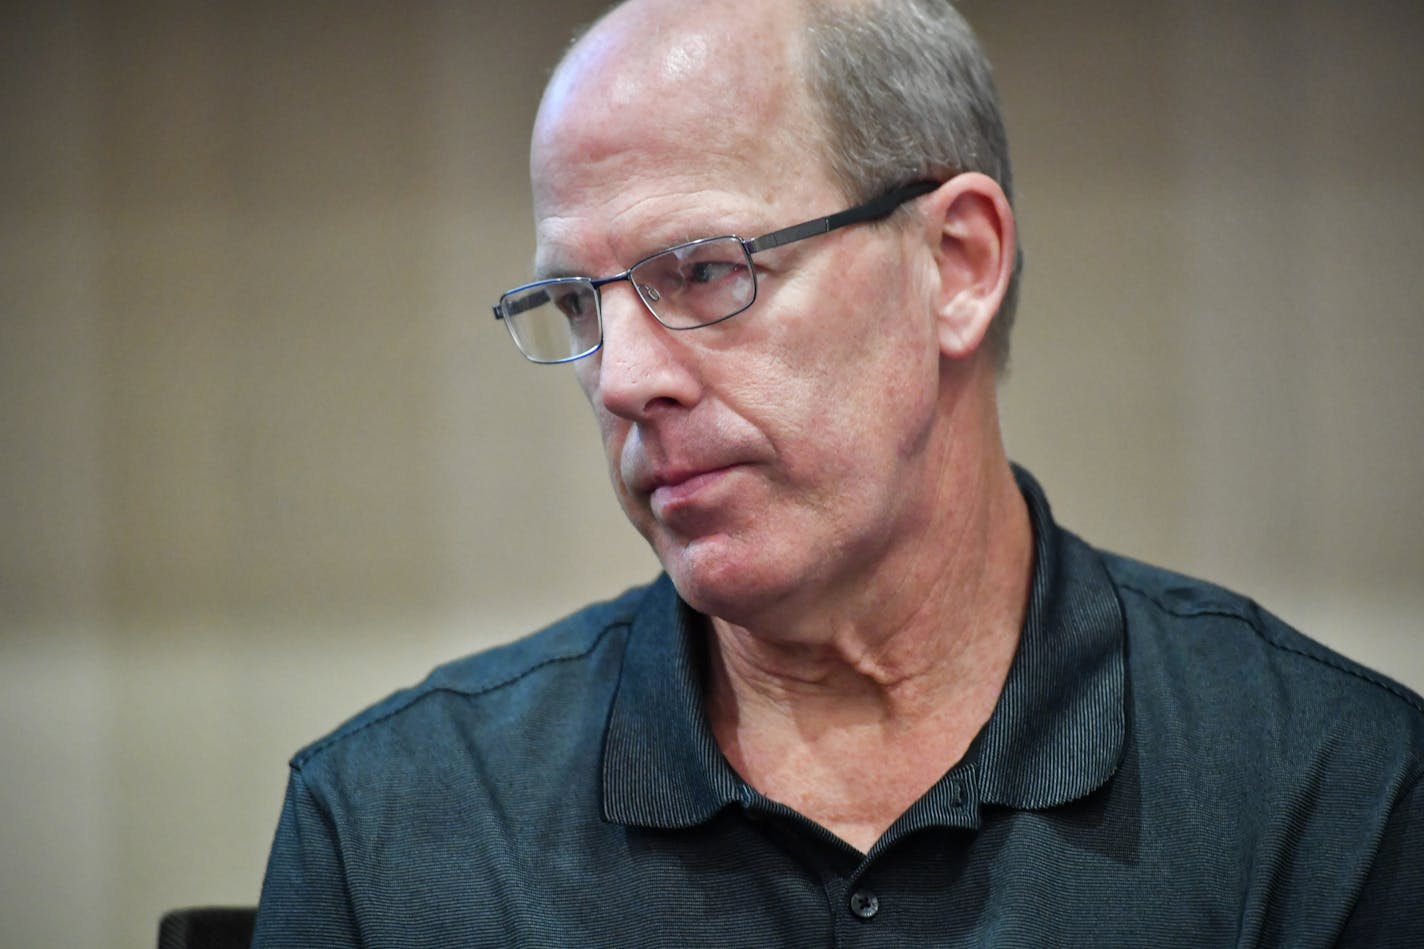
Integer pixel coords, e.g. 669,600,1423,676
802,0,1022,371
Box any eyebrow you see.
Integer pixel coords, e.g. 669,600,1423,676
532,262,579,281
533,226,730,282
531,248,586,282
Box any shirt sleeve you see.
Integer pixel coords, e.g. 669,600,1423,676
1336,771,1424,948
251,766,364,949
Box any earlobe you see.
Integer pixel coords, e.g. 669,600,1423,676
926,173,1015,361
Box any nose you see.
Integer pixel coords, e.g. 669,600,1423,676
585,281,702,420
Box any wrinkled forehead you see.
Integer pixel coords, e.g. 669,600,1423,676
530,0,822,208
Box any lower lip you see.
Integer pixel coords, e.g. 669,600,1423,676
649,466,738,513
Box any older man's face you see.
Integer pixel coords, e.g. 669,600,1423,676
530,2,948,628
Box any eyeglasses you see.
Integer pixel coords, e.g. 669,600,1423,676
492,180,939,364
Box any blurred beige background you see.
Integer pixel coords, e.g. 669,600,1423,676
2,0,1421,945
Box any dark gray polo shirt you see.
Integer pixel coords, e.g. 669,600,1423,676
253,470,1424,947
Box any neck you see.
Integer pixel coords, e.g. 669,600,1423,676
704,375,1033,851
706,446,1029,728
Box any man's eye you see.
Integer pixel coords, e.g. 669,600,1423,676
688,261,742,284
554,291,587,318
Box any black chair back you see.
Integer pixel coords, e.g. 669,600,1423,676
157,906,257,949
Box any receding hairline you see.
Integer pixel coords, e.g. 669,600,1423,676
541,0,837,178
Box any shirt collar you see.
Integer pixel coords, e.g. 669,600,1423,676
969,465,1125,810
602,574,739,827
602,466,1126,828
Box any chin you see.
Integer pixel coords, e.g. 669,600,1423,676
656,532,794,626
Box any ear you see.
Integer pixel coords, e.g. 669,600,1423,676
921,173,1016,360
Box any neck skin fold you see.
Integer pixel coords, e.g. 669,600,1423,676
704,364,1033,834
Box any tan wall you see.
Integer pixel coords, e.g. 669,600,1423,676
2,1,1420,944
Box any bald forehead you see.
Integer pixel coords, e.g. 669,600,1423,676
535,0,816,160
572,0,808,85
581,1,798,96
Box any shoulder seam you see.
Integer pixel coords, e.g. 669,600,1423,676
293,619,632,768
1402,767,1424,800
1116,581,1424,718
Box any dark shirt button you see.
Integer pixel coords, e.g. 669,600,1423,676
849,890,880,920
949,779,966,806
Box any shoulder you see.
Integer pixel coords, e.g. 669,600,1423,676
1097,549,1424,775
289,580,657,775
1101,550,1422,714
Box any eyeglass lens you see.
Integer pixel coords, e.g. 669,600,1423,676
499,237,756,363
500,282,600,363
630,237,755,328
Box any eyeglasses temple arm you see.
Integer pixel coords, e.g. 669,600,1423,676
744,180,939,254
493,288,552,320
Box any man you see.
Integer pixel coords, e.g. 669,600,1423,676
254,0,1423,945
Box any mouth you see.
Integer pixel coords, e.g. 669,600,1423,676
645,464,743,514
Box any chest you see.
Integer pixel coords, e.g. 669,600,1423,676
342,801,1353,949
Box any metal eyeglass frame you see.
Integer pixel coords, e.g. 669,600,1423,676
492,179,941,364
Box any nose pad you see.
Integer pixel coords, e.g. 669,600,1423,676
638,283,661,304
597,280,665,359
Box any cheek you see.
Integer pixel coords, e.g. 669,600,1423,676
576,362,615,437
813,273,940,460
576,367,632,484
594,411,630,486
815,256,937,382
723,253,933,454
575,358,600,407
